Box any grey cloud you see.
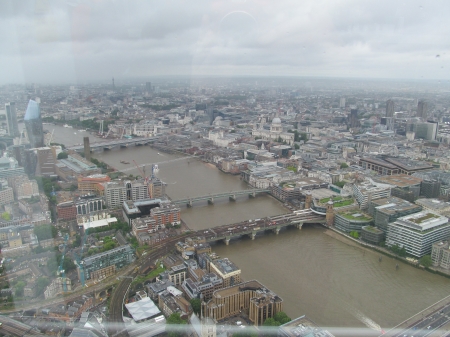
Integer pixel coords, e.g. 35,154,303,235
1,0,450,84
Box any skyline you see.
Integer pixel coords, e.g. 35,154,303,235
1,0,450,85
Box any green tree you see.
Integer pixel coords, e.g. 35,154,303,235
340,162,349,169
294,144,300,150
263,318,280,326
274,312,291,324
166,312,186,337
190,298,201,315
36,277,50,294
15,281,26,297
1,212,10,221
34,224,57,240
334,181,345,188
419,255,432,268
57,152,68,160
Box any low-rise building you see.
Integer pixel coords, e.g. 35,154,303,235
415,199,450,216
80,245,134,280
334,210,373,233
352,178,392,209
209,258,241,287
431,241,450,269
278,315,335,337
181,273,223,300
386,211,450,257
368,196,422,231
204,280,283,326
361,226,385,245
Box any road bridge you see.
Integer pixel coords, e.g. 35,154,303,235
202,209,327,245
172,189,270,207
67,137,159,152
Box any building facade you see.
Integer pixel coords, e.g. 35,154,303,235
81,245,134,280
386,211,450,257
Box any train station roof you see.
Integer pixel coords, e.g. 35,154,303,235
125,297,161,322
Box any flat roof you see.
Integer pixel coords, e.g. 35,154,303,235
378,174,422,187
279,315,335,337
416,198,450,210
384,157,433,171
395,211,448,231
372,196,421,215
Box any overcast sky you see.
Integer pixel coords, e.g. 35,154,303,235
1,0,449,85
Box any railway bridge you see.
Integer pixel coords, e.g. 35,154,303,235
203,209,327,245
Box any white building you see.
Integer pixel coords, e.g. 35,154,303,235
352,178,392,209
251,118,295,145
386,211,450,258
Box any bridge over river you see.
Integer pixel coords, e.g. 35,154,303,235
172,189,270,207
198,209,327,245
67,137,159,152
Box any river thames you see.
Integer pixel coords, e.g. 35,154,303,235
49,126,450,336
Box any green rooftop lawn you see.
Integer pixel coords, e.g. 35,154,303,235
333,199,355,208
410,213,440,224
340,212,372,221
319,196,343,203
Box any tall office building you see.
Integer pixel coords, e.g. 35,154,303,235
24,100,44,148
339,97,346,108
386,99,395,118
146,82,152,92
417,100,428,119
5,103,19,137
348,108,360,128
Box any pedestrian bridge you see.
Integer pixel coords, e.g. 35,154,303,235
67,137,159,152
172,189,270,207
201,209,327,245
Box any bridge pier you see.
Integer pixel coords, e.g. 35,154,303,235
249,192,256,198
229,195,236,202
208,198,214,205
251,231,257,240
273,226,281,235
187,200,193,208
296,223,303,230
224,236,230,245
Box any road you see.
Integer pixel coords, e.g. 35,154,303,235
392,303,450,337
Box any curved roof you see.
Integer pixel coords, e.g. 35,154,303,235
272,117,281,124
24,100,40,120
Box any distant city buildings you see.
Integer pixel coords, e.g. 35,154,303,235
417,99,428,119
386,99,395,117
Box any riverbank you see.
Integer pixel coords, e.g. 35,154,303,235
324,226,450,279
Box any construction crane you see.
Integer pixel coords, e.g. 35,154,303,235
133,160,156,198
58,234,69,292
98,120,104,135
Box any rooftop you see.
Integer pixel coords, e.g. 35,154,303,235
212,258,240,275
416,198,450,211
378,174,423,187
279,315,335,337
337,210,372,222
372,196,421,215
395,211,448,231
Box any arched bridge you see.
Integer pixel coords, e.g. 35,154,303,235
201,209,327,245
172,189,270,207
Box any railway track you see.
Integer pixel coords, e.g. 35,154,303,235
0,316,42,337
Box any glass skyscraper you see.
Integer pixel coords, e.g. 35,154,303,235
24,100,44,148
